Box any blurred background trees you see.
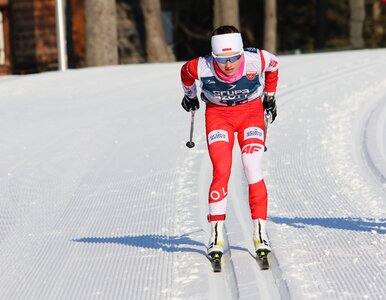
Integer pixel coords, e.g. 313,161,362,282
214,0,240,29
264,0,277,53
142,0,385,62
350,0,366,48
1,0,385,74
140,0,175,62
85,0,118,66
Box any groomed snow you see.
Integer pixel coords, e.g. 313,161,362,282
0,49,385,299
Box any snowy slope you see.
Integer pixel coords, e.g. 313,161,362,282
0,49,385,299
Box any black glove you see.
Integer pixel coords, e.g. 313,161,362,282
181,95,200,112
263,93,277,123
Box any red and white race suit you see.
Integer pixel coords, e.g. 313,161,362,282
180,48,279,221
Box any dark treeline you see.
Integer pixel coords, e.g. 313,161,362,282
4,0,385,74
164,0,386,60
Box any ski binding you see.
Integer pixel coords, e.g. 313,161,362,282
256,249,270,270
210,252,222,272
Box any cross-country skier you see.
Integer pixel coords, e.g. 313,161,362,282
180,25,279,260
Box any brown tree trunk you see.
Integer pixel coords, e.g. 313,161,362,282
372,0,383,47
349,0,365,49
213,0,240,30
140,0,175,62
85,0,118,66
264,0,277,53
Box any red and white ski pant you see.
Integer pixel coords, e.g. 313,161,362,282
206,100,268,222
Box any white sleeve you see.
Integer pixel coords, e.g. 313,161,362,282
182,83,197,99
261,50,279,72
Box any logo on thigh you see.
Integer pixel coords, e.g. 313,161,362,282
208,130,229,145
242,144,263,154
244,127,264,142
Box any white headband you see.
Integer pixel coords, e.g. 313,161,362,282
211,33,243,55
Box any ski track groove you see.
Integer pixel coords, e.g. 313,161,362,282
0,92,179,299
197,149,240,300
363,94,386,185
277,50,385,100
267,50,386,299
228,148,283,300
0,52,385,299
195,116,285,298
204,51,386,300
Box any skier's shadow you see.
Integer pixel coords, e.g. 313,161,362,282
72,232,208,256
270,217,386,234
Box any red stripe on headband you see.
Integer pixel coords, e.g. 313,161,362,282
222,48,232,51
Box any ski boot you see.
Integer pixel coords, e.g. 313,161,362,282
253,218,271,269
207,221,224,272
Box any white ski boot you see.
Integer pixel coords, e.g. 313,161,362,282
207,221,225,255
253,218,272,255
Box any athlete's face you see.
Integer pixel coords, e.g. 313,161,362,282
213,51,243,76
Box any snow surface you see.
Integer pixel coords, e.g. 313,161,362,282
0,49,385,299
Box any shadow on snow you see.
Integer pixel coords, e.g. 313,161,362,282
270,216,386,234
72,232,209,256
72,232,249,257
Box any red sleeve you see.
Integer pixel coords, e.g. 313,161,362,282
265,69,279,93
181,58,199,86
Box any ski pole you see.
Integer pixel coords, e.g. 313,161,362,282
186,110,196,148
264,111,271,152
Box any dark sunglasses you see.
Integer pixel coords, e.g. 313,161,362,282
212,51,243,64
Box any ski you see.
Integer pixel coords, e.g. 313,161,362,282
256,250,270,270
210,252,222,272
